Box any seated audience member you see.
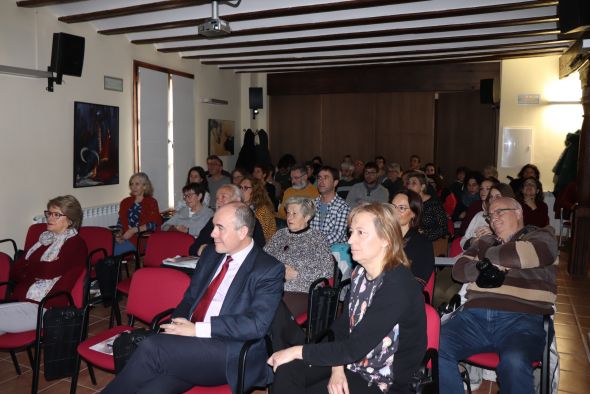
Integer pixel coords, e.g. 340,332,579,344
103,203,284,394
375,155,387,183
162,183,213,237
382,162,405,201
305,160,318,185
450,166,468,201
461,183,515,250
424,162,444,195
409,154,422,171
336,161,357,200
346,162,389,208
439,197,558,394
114,172,162,256
206,155,231,209
264,197,333,316
407,171,449,241
352,159,365,181
278,163,319,220
188,184,265,256
1,195,87,335
268,203,426,394
458,177,498,236
253,163,279,210
275,153,297,193
392,190,435,286
482,164,499,179
177,166,210,210
452,172,483,222
553,180,577,220
509,163,540,195
518,177,550,227
231,167,249,186
310,166,351,246
240,176,277,241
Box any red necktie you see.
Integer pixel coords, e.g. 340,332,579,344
191,255,233,323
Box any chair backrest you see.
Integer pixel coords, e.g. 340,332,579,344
443,193,457,217
126,267,190,324
449,237,463,258
79,226,114,265
0,252,11,300
306,277,339,343
423,271,435,304
71,267,89,309
143,231,195,268
24,223,47,251
425,303,440,371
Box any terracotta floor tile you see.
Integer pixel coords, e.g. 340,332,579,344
0,368,61,394
574,305,590,317
559,355,590,374
0,359,29,385
555,323,585,340
556,303,575,314
39,380,95,394
558,370,590,393
556,337,587,355
66,365,114,391
555,312,577,325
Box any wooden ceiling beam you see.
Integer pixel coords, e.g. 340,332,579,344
99,0,557,35
58,0,211,24
183,28,559,59
17,0,85,6
200,39,573,65
158,16,557,52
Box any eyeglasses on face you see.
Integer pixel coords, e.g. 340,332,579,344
364,170,377,175
240,185,253,191
391,204,410,213
44,210,67,219
183,192,196,200
485,208,518,220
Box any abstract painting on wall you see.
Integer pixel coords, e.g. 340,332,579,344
208,118,235,156
73,101,119,188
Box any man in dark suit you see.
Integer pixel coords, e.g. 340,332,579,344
103,202,285,393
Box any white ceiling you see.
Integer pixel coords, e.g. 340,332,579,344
16,0,583,73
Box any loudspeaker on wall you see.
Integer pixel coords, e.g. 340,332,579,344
249,87,263,110
50,33,85,77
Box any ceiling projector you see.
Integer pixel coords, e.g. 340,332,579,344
198,18,231,37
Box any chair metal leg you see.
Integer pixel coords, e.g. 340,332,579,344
87,362,97,385
26,347,34,367
9,350,22,375
69,356,82,394
31,342,42,394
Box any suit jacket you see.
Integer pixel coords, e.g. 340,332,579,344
173,243,284,392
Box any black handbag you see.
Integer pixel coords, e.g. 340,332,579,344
43,306,85,380
94,256,120,301
112,328,154,374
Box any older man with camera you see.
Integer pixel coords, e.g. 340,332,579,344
439,196,558,393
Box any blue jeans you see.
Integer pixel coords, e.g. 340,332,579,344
439,307,545,394
114,239,136,256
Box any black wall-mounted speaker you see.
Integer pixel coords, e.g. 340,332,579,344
558,0,590,34
50,33,85,77
480,79,495,104
249,87,263,109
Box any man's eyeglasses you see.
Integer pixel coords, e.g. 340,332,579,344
364,170,377,175
239,185,253,191
44,211,67,219
183,193,196,200
484,208,518,221
391,204,410,213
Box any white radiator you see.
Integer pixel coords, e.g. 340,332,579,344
33,202,120,228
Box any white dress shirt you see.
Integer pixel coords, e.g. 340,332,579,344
194,240,254,337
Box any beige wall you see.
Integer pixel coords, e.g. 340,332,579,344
498,56,583,189
0,3,247,248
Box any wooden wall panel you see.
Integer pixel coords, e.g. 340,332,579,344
375,92,435,166
269,95,321,164
320,93,376,166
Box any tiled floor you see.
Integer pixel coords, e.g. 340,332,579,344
2,250,590,393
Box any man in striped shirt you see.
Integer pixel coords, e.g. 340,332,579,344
439,197,558,394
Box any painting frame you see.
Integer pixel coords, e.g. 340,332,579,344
208,118,235,157
73,101,120,188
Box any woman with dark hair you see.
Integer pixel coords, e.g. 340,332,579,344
253,164,279,210
115,172,162,255
392,190,434,286
509,163,540,194
2,195,87,335
518,177,549,227
231,168,250,186
177,166,210,209
268,203,426,394
458,177,498,235
240,176,277,241
452,172,483,222
406,171,449,241
162,183,213,237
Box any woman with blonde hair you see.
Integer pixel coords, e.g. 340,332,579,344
240,176,277,241
268,203,426,394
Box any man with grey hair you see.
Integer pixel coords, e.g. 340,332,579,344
439,196,558,393
278,163,319,220
189,184,266,255
104,202,284,393
336,161,358,199
382,162,404,202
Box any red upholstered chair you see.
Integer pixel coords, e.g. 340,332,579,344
24,223,47,251
449,237,463,258
0,267,88,393
72,267,190,388
116,231,194,296
413,303,440,393
423,271,435,305
0,238,17,300
79,226,113,270
461,315,552,394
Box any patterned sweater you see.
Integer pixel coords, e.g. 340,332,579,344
452,225,558,315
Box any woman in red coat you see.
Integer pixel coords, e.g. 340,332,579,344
114,172,162,255
1,195,87,335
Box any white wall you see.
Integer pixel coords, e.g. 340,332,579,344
0,3,245,248
498,56,584,189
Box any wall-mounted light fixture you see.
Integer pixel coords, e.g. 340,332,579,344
249,87,263,119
